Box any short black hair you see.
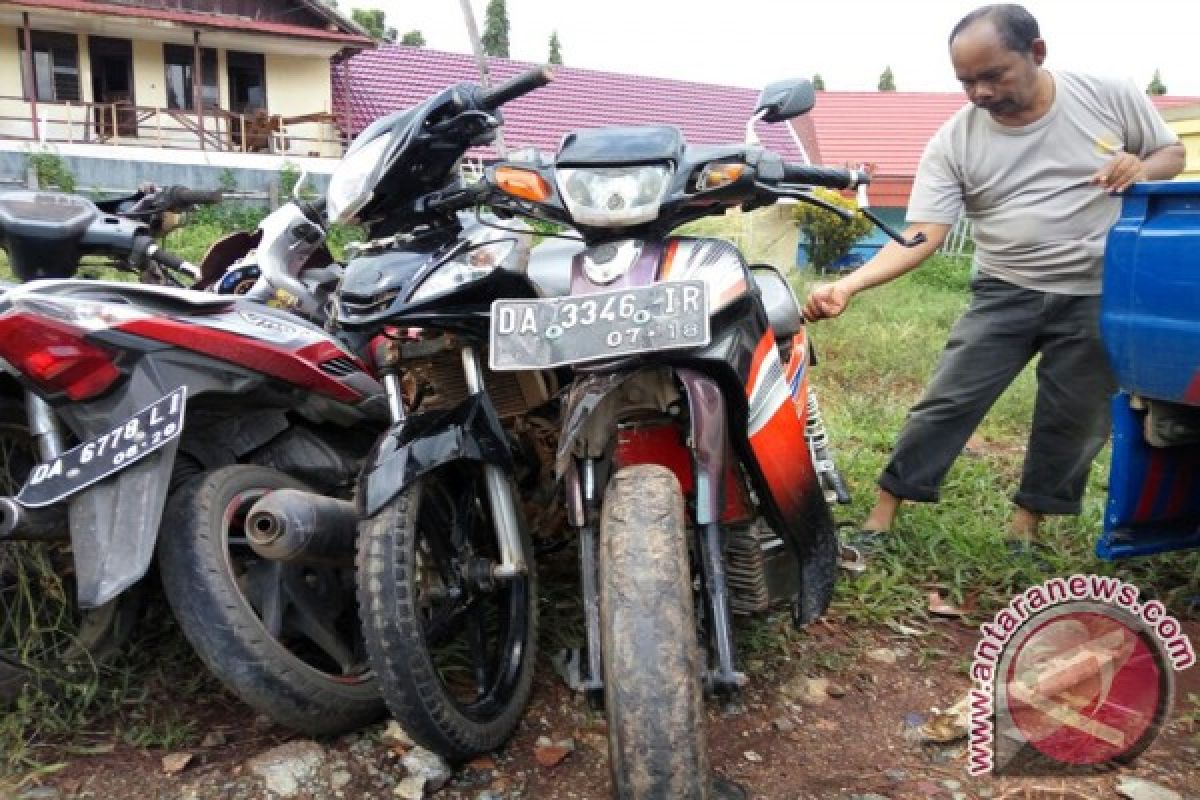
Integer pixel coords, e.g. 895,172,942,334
949,4,1041,53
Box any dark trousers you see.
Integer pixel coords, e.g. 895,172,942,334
878,275,1116,515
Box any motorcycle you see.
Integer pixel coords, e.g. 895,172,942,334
303,67,559,758
0,188,390,734
1098,180,1200,559
471,79,923,795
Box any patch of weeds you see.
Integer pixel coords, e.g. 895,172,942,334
25,149,75,193
122,708,197,749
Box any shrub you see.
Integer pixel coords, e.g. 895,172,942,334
792,188,872,272
26,149,75,193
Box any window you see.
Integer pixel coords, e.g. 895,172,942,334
163,44,218,111
17,30,81,103
226,51,266,114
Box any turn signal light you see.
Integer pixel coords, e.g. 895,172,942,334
697,163,746,191
495,166,552,202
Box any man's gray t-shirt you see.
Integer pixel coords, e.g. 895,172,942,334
908,71,1179,294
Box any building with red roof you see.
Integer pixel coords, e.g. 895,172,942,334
333,44,816,163
801,89,1200,210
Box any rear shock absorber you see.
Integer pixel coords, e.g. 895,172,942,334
805,387,852,505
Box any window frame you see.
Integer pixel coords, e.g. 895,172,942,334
163,43,220,112
17,29,81,104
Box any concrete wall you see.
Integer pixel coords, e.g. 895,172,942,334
0,144,332,199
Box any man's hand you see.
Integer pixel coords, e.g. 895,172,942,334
1091,152,1148,194
803,280,854,321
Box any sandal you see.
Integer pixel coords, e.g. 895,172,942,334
1003,538,1055,573
838,526,888,573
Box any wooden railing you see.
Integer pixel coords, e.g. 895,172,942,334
0,97,348,157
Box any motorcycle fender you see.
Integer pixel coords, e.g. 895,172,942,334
360,393,512,518
68,441,179,608
553,372,637,480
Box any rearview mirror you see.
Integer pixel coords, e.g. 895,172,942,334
754,79,816,123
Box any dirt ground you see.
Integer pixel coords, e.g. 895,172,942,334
8,614,1197,800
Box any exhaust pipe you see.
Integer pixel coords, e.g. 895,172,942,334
0,497,67,541
244,490,358,563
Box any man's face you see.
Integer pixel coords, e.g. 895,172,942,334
950,21,1044,118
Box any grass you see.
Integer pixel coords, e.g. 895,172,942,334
2,206,1199,784
796,254,1200,621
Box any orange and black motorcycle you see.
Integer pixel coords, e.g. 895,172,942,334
476,79,923,797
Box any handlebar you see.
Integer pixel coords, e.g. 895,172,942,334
780,164,870,190
160,186,223,211
143,241,200,281
479,67,555,111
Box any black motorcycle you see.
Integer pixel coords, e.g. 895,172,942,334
318,67,558,757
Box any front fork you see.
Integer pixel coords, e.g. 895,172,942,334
379,346,527,579
567,369,746,705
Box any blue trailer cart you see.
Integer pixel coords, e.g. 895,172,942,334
1099,180,1200,558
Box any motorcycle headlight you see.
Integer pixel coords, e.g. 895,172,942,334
326,135,391,224
556,165,672,227
408,239,518,303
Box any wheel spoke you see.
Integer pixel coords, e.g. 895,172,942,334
283,571,355,674
250,560,286,638
466,600,491,697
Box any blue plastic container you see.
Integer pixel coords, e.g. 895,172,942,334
1098,181,1200,558
1101,181,1200,404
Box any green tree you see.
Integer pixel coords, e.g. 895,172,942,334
352,8,397,43
400,30,426,47
1146,69,1167,96
792,188,873,272
482,0,510,58
548,30,563,65
812,73,826,91
878,66,896,91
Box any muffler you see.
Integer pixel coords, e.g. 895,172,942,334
0,497,67,541
244,490,358,562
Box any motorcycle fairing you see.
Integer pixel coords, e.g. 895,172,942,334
359,392,512,517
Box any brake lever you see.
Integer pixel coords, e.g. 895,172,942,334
775,184,926,248
858,207,927,248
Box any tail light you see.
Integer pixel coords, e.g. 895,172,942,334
0,311,122,400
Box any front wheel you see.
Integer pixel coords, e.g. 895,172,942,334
357,462,537,760
600,464,710,800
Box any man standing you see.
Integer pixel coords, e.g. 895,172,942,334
803,3,1185,565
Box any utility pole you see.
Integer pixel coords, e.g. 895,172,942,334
458,0,506,156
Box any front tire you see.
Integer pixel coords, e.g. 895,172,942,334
357,463,537,760
157,465,382,736
600,464,710,800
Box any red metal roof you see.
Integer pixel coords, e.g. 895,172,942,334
801,90,1200,180
333,45,814,161
6,0,374,45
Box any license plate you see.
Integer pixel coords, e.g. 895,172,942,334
17,387,187,508
489,281,710,371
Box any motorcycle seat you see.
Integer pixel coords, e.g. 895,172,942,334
15,280,236,311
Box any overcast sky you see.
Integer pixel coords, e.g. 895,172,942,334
345,0,1200,96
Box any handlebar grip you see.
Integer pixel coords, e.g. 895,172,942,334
479,67,554,111
780,164,870,190
163,186,224,210
147,244,200,280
